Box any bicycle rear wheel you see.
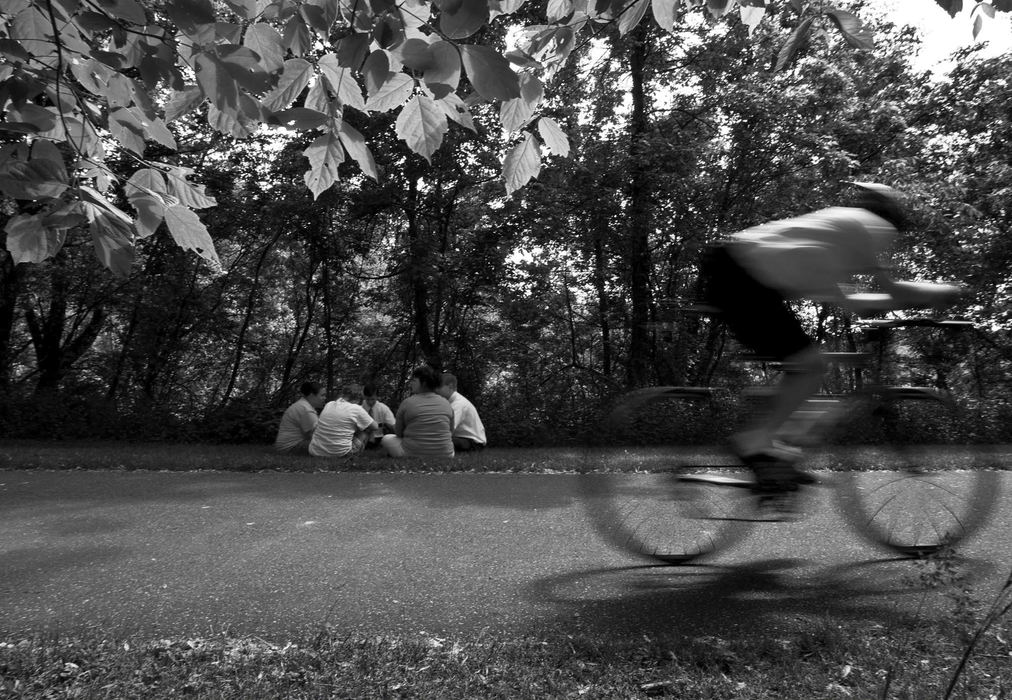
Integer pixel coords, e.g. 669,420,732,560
581,388,753,564
834,390,1000,558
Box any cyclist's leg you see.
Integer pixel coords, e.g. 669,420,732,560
703,244,822,482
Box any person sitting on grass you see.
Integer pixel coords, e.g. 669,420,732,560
274,381,326,454
309,384,378,458
381,365,455,458
361,383,396,449
436,372,487,453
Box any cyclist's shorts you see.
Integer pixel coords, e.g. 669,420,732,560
701,245,813,361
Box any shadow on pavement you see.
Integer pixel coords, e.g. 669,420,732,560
522,555,998,641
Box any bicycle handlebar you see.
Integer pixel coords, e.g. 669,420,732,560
857,318,975,330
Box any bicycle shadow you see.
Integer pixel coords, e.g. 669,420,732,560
523,555,998,641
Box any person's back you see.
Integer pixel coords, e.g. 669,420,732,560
275,382,326,453
436,372,486,452
309,385,377,457
398,392,454,457
729,206,896,300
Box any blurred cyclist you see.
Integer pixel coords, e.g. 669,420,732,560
701,182,962,489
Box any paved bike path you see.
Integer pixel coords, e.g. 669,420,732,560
2,470,1010,641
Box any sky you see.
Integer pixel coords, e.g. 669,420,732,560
867,0,1012,72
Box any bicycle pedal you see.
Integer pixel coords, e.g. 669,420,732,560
756,492,801,520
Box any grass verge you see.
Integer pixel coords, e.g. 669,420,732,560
2,616,1010,699
0,441,588,473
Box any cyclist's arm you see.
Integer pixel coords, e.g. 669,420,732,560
838,272,963,313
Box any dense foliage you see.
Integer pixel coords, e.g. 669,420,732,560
1,3,1010,444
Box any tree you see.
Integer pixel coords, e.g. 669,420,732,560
2,0,957,275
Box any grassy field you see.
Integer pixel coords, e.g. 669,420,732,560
1,441,1010,698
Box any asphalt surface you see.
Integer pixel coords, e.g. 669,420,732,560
2,470,1011,641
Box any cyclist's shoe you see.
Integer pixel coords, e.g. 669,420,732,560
730,431,802,463
736,453,818,489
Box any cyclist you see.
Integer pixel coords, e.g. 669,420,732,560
701,182,963,489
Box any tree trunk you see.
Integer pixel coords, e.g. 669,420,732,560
0,252,20,389
625,23,655,388
404,174,441,368
592,234,612,377
24,254,107,395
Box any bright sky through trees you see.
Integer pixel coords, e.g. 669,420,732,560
870,0,1012,71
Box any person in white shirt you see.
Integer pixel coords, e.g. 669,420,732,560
309,385,378,458
361,383,396,448
436,372,487,452
274,381,326,453
701,182,962,489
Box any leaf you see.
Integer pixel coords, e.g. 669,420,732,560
337,120,379,180
365,72,415,112
739,5,764,36
207,103,257,137
460,45,521,101
164,0,216,39
283,15,312,57
274,107,330,130
617,0,650,35
399,0,432,32
303,131,345,198
96,0,147,24
546,0,571,21
934,0,962,17
363,50,392,96
223,0,257,19
216,44,273,93
126,169,168,238
503,132,541,195
80,195,136,277
164,85,205,122
537,116,569,157
423,41,461,98
5,104,57,133
304,78,330,112
42,202,87,231
337,34,371,69
12,7,56,63
438,92,476,131
439,0,489,39
972,13,983,38
825,10,874,50
774,16,813,71
164,168,217,208
651,0,679,32
261,58,313,111
243,23,285,73
164,204,220,265
395,94,448,163
319,53,367,112
108,107,147,155
0,38,31,63
194,53,239,115
705,0,730,18
5,213,67,264
489,0,526,18
499,73,543,133
131,107,178,149
397,37,434,71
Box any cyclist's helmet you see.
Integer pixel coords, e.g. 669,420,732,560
847,181,907,231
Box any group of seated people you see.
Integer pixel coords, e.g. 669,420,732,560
273,365,487,458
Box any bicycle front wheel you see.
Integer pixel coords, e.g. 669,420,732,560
834,390,1000,558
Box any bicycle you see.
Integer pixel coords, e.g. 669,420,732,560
582,315,1002,565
